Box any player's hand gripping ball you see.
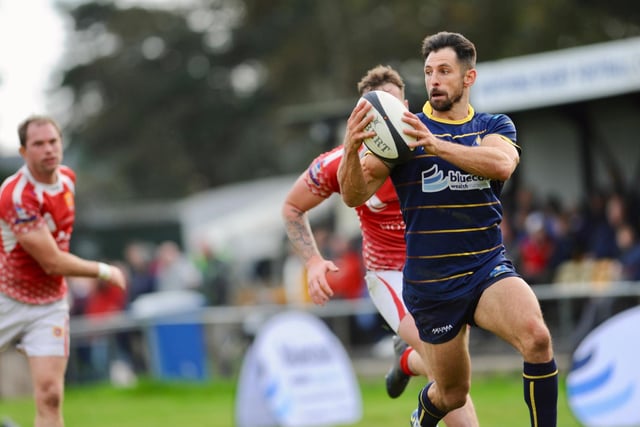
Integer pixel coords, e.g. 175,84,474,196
359,90,416,164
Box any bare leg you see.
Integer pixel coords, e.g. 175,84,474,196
366,271,479,426
474,277,553,363
399,315,479,427
29,356,67,427
474,277,557,427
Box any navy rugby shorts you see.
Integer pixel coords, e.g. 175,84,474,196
403,256,520,344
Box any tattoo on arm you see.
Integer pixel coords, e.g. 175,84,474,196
284,207,320,263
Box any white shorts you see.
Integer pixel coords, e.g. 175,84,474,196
0,293,69,357
365,270,408,333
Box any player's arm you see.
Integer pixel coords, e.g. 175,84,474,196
17,224,126,289
282,174,338,305
337,100,390,207
402,112,519,181
434,132,518,181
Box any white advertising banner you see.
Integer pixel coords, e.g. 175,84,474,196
235,311,362,427
473,37,640,113
567,305,640,426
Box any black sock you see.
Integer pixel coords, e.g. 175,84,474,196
523,359,558,427
414,382,447,427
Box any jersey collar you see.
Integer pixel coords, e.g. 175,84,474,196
22,165,63,192
422,101,475,125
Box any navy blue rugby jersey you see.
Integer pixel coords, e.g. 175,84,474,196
391,102,520,299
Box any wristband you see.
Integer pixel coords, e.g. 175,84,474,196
97,262,112,281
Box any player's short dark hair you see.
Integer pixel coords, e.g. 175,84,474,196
18,115,61,147
357,65,405,95
421,31,477,70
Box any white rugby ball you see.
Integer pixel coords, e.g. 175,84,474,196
359,90,415,164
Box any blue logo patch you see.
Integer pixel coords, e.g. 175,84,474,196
489,264,510,278
421,165,449,193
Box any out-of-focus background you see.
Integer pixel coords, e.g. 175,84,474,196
1,0,640,425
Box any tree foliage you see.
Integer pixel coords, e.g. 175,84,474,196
53,0,640,204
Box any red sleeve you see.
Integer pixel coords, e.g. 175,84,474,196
303,146,343,198
0,178,46,236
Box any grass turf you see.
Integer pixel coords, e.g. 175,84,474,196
0,373,581,426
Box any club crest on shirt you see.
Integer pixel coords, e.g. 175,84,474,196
64,191,75,210
52,326,64,338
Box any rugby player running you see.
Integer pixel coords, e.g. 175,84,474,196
283,64,478,427
338,32,558,427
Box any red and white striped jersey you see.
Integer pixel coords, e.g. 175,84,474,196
0,165,76,304
304,146,406,271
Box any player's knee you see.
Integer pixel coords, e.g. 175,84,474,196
34,380,63,413
439,383,470,411
522,320,553,359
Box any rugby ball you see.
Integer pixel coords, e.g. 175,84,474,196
360,90,415,164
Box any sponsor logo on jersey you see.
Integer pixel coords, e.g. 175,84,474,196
422,165,490,193
308,162,322,186
13,205,36,224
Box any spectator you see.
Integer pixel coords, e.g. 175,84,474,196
582,191,623,259
517,211,555,284
616,223,640,281
544,196,577,273
116,242,159,375
154,240,203,292
84,276,127,317
193,241,232,306
552,241,594,285
122,241,157,306
68,275,127,382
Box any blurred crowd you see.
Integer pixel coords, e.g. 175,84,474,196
68,240,233,319
65,186,640,382
66,239,233,382
503,187,640,286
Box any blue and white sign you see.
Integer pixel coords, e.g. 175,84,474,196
567,305,640,426
235,311,362,427
473,37,640,113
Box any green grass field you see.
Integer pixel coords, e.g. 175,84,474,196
0,373,581,426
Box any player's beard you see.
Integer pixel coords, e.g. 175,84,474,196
31,156,60,183
429,85,464,112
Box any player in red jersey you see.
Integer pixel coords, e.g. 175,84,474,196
0,115,126,427
282,65,478,426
